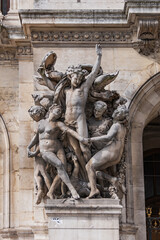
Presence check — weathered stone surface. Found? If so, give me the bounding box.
[45,199,121,240]
[1,2,160,240]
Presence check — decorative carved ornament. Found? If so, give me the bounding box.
[0,48,17,61]
[135,19,160,56]
[31,30,133,43]
[137,20,159,40]
[27,46,129,203]
[0,26,10,45]
[17,46,33,55]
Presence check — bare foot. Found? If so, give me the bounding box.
[71,189,80,200]
[47,191,55,200]
[36,190,43,205]
[87,189,100,199]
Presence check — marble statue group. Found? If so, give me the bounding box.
[27,45,129,204]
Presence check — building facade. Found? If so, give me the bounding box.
[0,1,160,240]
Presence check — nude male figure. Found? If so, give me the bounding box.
[64,44,102,170]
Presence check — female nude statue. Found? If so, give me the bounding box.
[28,104,87,200]
[85,105,128,199]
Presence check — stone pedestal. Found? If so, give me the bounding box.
[45,199,122,240]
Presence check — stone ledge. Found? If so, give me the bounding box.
[45,198,122,215]
[45,199,122,240]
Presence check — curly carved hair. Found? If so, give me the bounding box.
[66,65,88,77]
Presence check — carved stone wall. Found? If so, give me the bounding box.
[34,0,125,10]
[1,1,160,240]
[0,64,19,229]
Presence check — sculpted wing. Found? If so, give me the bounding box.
[93,71,119,92]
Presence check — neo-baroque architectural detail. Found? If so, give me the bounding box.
[31,30,133,43]
[135,19,160,56]
[0,48,17,62]
[17,46,33,55]
[27,45,128,203]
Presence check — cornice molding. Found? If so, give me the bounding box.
[0,1,160,57]
[31,30,133,45]
[19,1,160,31]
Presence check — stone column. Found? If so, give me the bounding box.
[9,0,19,11]
[4,0,20,26]
[17,48,34,235]
[131,122,147,240]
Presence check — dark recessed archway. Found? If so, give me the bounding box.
[128,72,160,240]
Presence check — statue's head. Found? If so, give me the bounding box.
[66,65,88,88]
[28,106,46,122]
[114,97,127,109]
[94,101,107,119]
[48,104,62,121]
[112,105,128,122]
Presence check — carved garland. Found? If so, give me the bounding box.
[17,46,33,55]
[31,31,133,43]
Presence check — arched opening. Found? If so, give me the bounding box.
[127,72,160,240]
[143,117,160,239]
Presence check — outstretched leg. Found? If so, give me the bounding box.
[47,175,61,199]
[86,159,100,199]
[57,148,67,197]
[42,151,80,199]
[34,167,44,204]
[68,135,88,181]
[35,156,52,191]
[77,117,91,163]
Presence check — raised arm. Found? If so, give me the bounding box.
[27,131,39,157]
[37,67,56,91]
[85,44,102,89]
[90,123,118,143]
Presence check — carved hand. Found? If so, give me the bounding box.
[27,148,37,158]
[80,137,91,146]
[32,94,43,102]
[37,66,45,77]
[96,44,102,56]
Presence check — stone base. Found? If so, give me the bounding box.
[45,198,122,240]
[120,223,138,240]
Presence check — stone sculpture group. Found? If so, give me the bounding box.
[27,45,128,204]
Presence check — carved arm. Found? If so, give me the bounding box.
[27,132,40,158]
[89,123,118,143]
[85,44,102,89]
